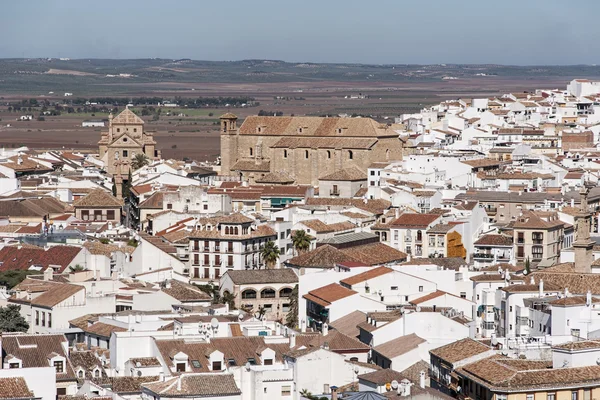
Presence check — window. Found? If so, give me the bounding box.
[116,128,120,133]
[305,150,309,159]
[35,310,39,326]
[391,286,398,291]
[250,147,253,156]
[203,204,208,210]
[496,395,507,400]
[123,150,128,157]
[41,312,46,327]
[547,393,556,400]
[532,246,543,259]
[327,150,331,159]
[572,391,578,400]
[509,306,513,312]
[48,313,52,328]
[212,361,222,370]
[133,128,137,133]
[167,203,173,210]
[227,359,236,366]
[94,369,100,378]
[419,286,423,292]
[191,360,201,368]
[532,232,544,244]
[242,289,257,299]
[54,361,64,373]
[247,358,257,365]
[517,232,524,244]
[283,149,287,158]
[176,362,186,372]
[280,287,293,297]
[460,292,466,299]
[78,370,84,378]
[263,359,273,365]
[107,210,115,220]
[282,386,292,396]
[348,150,353,160]
[261,288,276,298]
[9,363,19,369]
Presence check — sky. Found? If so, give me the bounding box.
[1,0,599,65]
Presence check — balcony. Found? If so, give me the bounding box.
[330,189,340,196]
[473,253,494,260]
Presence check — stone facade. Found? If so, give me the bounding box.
[98,108,159,176]
[220,114,403,186]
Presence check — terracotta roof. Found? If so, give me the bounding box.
[73,189,123,208]
[142,374,241,397]
[224,269,298,285]
[358,368,408,385]
[373,333,426,360]
[286,243,406,269]
[461,159,501,168]
[0,245,82,273]
[94,376,159,394]
[293,330,370,355]
[429,338,492,365]
[329,310,366,338]
[129,357,161,367]
[474,234,513,246]
[138,191,165,209]
[271,136,378,150]
[304,283,357,306]
[255,171,295,184]
[549,296,600,306]
[305,198,391,215]
[2,334,76,381]
[391,213,440,228]
[0,196,68,217]
[189,223,275,240]
[502,283,560,293]
[83,322,127,338]
[69,351,106,380]
[513,210,564,230]
[411,290,454,305]
[31,283,85,308]
[319,167,368,181]
[220,112,238,119]
[0,377,34,399]
[83,241,135,256]
[230,159,270,172]
[340,266,394,286]
[529,271,600,295]
[553,340,600,351]
[427,223,456,234]
[219,213,254,224]
[162,280,212,302]
[299,219,355,234]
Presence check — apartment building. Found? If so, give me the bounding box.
[512,211,565,266]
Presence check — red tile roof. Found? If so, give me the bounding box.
[0,245,83,273]
[391,213,441,228]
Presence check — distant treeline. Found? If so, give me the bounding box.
[69,96,258,108]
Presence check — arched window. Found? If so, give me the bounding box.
[283,150,288,158]
[114,151,120,160]
[242,289,257,299]
[305,150,309,159]
[348,150,353,160]
[279,287,293,298]
[94,369,100,378]
[225,227,230,235]
[417,230,422,242]
[261,288,276,298]
[78,370,84,379]
[250,147,253,156]
[349,357,359,362]
[327,150,331,159]
[386,149,390,160]
[234,227,239,235]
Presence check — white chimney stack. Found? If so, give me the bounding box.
[539,279,544,297]
[420,370,426,389]
[300,319,306,333]
[289,334,296,349]
[177,376,182,391]
[587,290,593,306]
[322,322,329,336]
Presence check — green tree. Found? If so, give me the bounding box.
[131,153,150,170]
[0,304,29,332]
[260,240,280,269]
[0,270,41,289]
[291,230,311,255]
[285,284,299,328]
[525,257,531,275]
[69,264,86,273]
[111,180,117,197]
[222,291,236,310]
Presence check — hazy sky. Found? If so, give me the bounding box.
[1,0,599,65]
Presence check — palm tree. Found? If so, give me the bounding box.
[260,240,280,269]
[222,291,236,310]
[285,285,299,328]
[69,264,86,273]
[291,230,312,255]
[131,153,150,170]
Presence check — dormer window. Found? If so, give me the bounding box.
[77,370,84,378]
[176,362,186,372]
[298,127,303,134]
[117,128,120,133]
[227,358,236,366]
[338,128,343,134]
[54,360,64,373]
[212,361,222,370]
[257,127,262,133]
[94,368,100,378]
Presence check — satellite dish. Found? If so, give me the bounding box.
[416,306,422,312]
[391,380,399,389]
[136,362,141,368]
[137,370,142,377]
[238,313,244,321]
[210,318,219,329]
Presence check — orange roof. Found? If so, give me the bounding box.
[340,266,393,286]
[303,283,357,306]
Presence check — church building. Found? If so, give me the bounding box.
[98,108,159,176]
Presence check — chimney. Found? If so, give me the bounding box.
[587,290,592,306]
[275,323,281,336]
[539,279,544,297]
[289,334,296,349]
[159,372,164,382]
[177,376,182,391]
[322,322,329,336]
[331,386,338,400]
[420,370,426,389]
[565,287,569,298]
[300,319,306,333]
[571,198,575,208]
[43,267,52,281]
